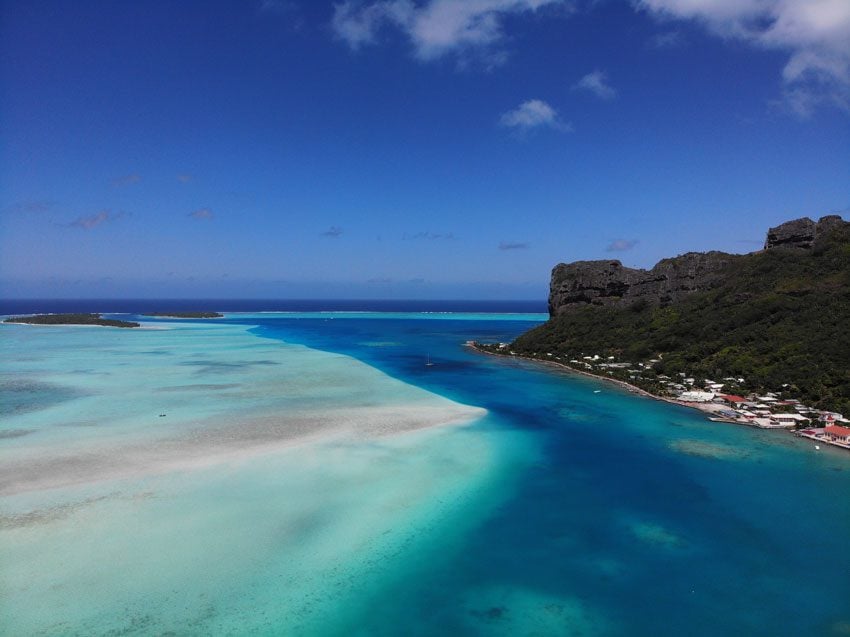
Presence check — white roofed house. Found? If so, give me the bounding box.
[771,413,811,428]
[679,390,715,403]
[818,413,848,426]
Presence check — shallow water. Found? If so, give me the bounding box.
[1,311,849,636]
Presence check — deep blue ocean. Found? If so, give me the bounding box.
[263,314,850,636]
[0,298,546,315]
[2,300,849,635]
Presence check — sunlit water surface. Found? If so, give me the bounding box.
[1,310,849,636]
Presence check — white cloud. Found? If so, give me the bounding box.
[606,238,638,252]
[112,173,141,187]
[332,1,850,115]
[332,0,567,64]
[5,200,53,214]
[189,208,214,220]
[648,29,685,48]
[498,241,530,250]
[70,210,121,229]
[500,99,572,131]
[402,231,456,239]
[331,1,400,50]
[321,225,344,237]
[638,0,850,115]
[572,69,617,99]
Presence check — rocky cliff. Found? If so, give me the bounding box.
[763,214,845,250]
[548,215,848,317]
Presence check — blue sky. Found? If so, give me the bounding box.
[1,0,849,299]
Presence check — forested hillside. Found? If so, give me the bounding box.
[513,219,850,414]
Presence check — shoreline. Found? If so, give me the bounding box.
[1,321,137,329]
[465,343,810,432]
[467,342,706,409]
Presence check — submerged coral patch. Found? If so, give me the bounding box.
[462,586,612,636]
[669,439,751,460]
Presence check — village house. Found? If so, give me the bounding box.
[825,425,850,444]
[717,394,746,408]
[752,417,779,428]
[679,390,715,402]
[476,342,847,452]
[772,413,811,426]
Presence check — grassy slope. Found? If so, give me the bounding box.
[513,226,850,415]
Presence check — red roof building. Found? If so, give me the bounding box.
[719,395,746,405]
[824,425,850,442]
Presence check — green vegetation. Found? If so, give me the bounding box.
[511,224,850,415]
[3,313,140,328]
[143,312,223,318]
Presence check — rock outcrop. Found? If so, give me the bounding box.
[763,215,847,250]
[549,215,848,317]
[548,251,739,316]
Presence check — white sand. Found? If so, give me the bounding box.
[0,402,485,496]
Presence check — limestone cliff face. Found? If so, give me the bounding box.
[548,215,848,317]
[764,215,845,250]
[548,252,739,316]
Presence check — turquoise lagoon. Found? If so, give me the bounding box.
[1,311,849,636]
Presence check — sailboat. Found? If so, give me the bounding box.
[425,353,435,367]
